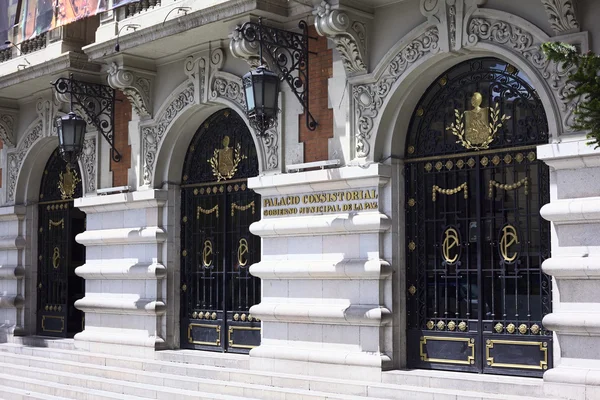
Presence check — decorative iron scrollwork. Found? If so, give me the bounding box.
[235,19,317,132]
[52,75,121,162]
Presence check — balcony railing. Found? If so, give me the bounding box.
[20,33,47,55]
[0,32,47,64]
[125,0,162,18]
[0,48,12,63]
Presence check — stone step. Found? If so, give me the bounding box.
[0,386,71,400]
[0,360,396,400]
[0,346,562,400]
[10,335,76,350]
[0,343,559,399]
[383,369,546,398]
[0,372,148,400]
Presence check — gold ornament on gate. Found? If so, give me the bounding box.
[446,92,511,150]
[499,225,520,263]
[442,227,460,264]
[208,136,247,181]
[52,247,61,269]
[58,164,81,200]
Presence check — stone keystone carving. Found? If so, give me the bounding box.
[541,0,580,34]
[314,1,368,75]
[0,108,18,148]
[107,62,154,118]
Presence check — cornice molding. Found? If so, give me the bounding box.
[107,62,155,118]
[314,1,368,75]
[541,0,580,35]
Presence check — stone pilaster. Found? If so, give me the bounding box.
[248,164,394,380]
[73,190,167,358]
[539,139,600,399]
[0,206,26,341]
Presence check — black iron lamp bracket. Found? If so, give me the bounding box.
[236,19,318,131]
[52,75,122,162]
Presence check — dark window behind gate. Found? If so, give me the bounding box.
[405,58,552,377]
[37,148,85,337]
[180,109,261,353]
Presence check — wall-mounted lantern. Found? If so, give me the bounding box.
[52,74,122,163]
[235,18,317,136]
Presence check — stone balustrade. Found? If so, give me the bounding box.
[124,0,162,18]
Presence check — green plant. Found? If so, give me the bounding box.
[542,42,600,147]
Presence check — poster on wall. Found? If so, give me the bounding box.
[16,0,139,43]
[0,0,20,49]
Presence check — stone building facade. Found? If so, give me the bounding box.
[0,0,599,398]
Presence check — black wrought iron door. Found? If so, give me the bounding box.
[37,149,85,337]
[180,109,261,353]
[405,59,552,377]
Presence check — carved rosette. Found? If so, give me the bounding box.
[0,111,17,148]
[466,14,581,134]
[107,62,154,118]
[313,1,367,75]
[352,28,440,158]
[541,0,580,34]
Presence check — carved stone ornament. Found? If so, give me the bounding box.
[6,122,43,203]
[229,27,260,67]
[0,109,17,148]
[313,1,368,75]
[141,83,195,186]
[81,136,97,194]
[107,62,154,118]
[465,9,584,135]
[541,0,580,34]
[352,28,440,157]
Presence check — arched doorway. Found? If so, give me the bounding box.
[37,148,85,337]
[404,58,552,376]
[180,108,261,353]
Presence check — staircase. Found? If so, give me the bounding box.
[0,341,570,400]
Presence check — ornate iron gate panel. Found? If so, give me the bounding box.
[180,109,261,353]
[405,59,552,377]
[37,149,85,337]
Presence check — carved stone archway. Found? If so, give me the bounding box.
[349,0,588,162]
[140,47,282,190]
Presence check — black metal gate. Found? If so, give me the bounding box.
[180,109,261,353]
[37,148,85,337]
[405,58,552,377]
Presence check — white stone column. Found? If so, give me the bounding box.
[540,139,600,399]
[0,206,25,341]
[73,190,167,358]
[248,164,394,381]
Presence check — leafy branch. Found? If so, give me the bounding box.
[542,42,600,147]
